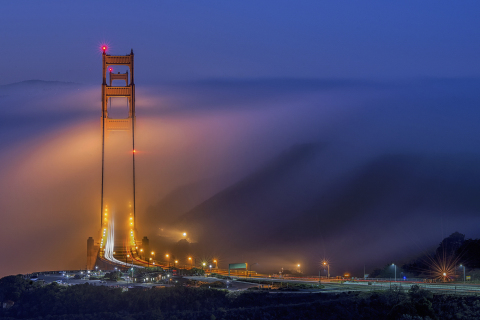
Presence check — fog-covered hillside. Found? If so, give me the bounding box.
[1,78,480,277]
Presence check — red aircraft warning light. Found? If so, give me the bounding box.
[109,68,113,72]
[102,45,107,53]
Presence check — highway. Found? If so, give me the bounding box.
[29,273,480,295]
[32,274,259,291]
[29,265,480,297]
[34,274,149,288]
[226,276,480,295]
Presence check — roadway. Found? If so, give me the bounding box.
[227,276,480,295]
[35,274,150,288]
[33,274,259,291]
[32,273,480,295]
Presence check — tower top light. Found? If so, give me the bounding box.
[102,45,107,53]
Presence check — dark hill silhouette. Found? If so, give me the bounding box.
[273,153,480,243]
[174,143,323,242]
[167,147,480,274]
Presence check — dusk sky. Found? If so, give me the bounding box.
[2,1,480,84]
[1,1,480,278]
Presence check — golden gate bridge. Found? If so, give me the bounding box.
[87,46,150,271]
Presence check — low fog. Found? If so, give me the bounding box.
[1,78,480,278]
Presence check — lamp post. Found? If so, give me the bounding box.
[126,254,130,266]
[323,262,329,279]
[249,262,258,277]
[213,259,218,269]
[166,254,170,267]
[392,263,396,282]
[174,260,178,268]
[188,257,192,269]
[460,264,466,283]
[149,257,152,268]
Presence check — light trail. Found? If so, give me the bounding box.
[103,218,144,268]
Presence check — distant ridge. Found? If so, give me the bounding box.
[1,80,78,87]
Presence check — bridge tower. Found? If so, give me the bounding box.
[100,46,136,230]
[87,46,139,269]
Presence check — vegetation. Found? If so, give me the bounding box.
[199,281,226,288]
[182,267,205,276]
[209,273,231,280]
[4,275,480,319]
[239,278,324,290]
[369,232,480,281]
[132,266,163,277]
[103,271,123,281]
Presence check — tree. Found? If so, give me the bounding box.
[0,275,31,302]
[436,231,464,258]
[456,239,480,268]
[103,271,122,281]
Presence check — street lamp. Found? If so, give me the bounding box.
[460,264,466,283]
[392,263,396,282]
[188,257,192,268]
[174,260,178,268]
[202,262,206,271]
[149,257,152,267]
[126,254,130,266]
[213,259,218,269]
[166,254,170,267]
[323,262,330,279]
[249,262,258,277]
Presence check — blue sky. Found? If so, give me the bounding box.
[2,1,480,84]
